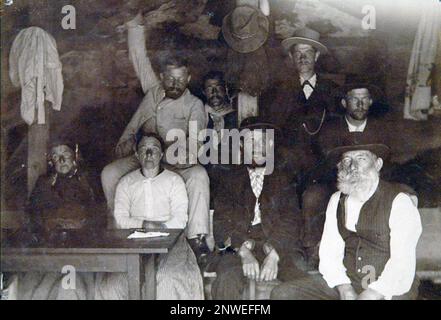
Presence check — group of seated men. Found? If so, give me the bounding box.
[19,11,423,300]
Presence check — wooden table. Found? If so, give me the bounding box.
[0,228,183,300]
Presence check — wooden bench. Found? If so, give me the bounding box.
[205,207,441,300]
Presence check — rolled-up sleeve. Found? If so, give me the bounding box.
[163,175,189,229]
[368,193,422,299]
[113,178,144,229]
[319,192,352,288]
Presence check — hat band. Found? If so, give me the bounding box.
[231,30,258,40]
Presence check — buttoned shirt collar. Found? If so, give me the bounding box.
[345,116,367,132]
[299,73,317,87]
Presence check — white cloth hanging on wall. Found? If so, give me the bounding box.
[403,0,441,121]
[9,27,63,125]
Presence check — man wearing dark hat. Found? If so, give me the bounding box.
[318,76,386,155]
[210,116,306,300]
[271,144,422,300]
[301,78,389,268]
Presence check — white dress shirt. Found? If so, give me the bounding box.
[300,74,317,100]
[247,167,266,226]
[114,169,188,229]
[345,116,367,132]
[319,180,422,300]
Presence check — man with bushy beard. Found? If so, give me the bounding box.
[300,79,387,269]
[101,11,210,260]
[271,144,422,300]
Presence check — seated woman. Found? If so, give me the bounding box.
[97,131,204,300]
[28,142,99,232]
[14,141,99,300]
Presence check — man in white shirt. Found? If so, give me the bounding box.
[107,131,204,299]
[271,143,422,300]
[302,80,387,269]
[101,12,210,258]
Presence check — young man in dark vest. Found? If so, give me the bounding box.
[271,143,422,300]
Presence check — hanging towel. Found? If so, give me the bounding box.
[403,0,441,121]
[9,27,63,125]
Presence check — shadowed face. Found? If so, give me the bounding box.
[204,78,227,109]
[290,44,320,74]
[51,145,75,175]
[136,136,163,170]
[161,65,190,99]
[242,130,271,167]
[342,88,373,121]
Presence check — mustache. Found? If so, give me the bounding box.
[337,168,377,195]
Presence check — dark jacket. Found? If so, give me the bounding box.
[261,74,339,145]
[213,165,303,263]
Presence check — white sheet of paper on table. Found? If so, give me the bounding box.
[127,231,170,239]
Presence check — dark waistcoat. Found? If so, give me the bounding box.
[336,180,418,292]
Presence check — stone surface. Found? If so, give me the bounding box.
[1,0,439,209]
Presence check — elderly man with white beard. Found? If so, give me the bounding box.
[271,143,422,300]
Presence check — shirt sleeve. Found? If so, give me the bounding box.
[127,21,159,93]
[163,175,189,229]
[319,191,352,288]
[115,102,147,155]
[368,192,422,300]
[188,99,207,164]
[113,178,144,229]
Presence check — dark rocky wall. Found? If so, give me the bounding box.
[1,0,432,209]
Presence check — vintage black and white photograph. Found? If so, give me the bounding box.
[0,0,440,303]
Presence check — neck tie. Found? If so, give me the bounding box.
[302,80,314,100]
[249,169,264,226]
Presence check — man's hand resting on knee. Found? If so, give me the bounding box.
[259,248,279,282]
[239,244,260,280]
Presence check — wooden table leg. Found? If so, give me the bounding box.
[127,254,143,300]
[144,254,157,300]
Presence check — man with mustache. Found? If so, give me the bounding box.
[203,71,237,140]
[260,28,339,268]
[301,79,387,269]
[101,12,210,259]
[210,117,306,300]
[271,144,422,300]
[261,28,338,139]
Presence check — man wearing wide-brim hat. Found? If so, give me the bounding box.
[271,143,422,300]
[260,27,339,268]
[261,27,338,138]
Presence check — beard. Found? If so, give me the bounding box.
[208,95,225,108]
[337,166,378,197]
[164,86,186,99]
[349,110,368,121]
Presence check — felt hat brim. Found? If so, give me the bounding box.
[327,143,390,167]
[222,9,269,53]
